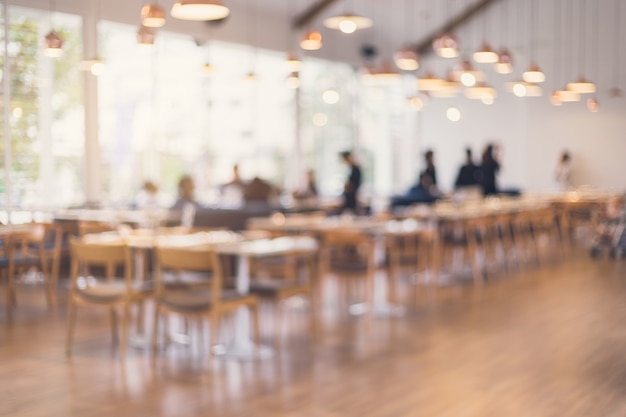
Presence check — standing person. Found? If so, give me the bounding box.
[554,150,572,191]
[480,143,500,196]
[454,148,481,189]
[340,151,362,213]
[421,149,437,187]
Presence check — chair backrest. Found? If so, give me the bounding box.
[155,244,222,306]
[69,237,131,290]
[78,220,117,236]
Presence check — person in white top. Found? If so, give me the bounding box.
[554,150,572,191]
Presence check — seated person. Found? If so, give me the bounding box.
[390,173,440,209]
[135,180,161,209]
[243,176,276,205]
[171,175,199,210]
[293,169,318,201]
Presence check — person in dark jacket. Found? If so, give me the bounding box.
[454,148,481,189]
[340,151,362,213]
[421,149,437,186]
[480,143,500,196]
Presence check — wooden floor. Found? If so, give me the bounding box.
[2,252,626,417]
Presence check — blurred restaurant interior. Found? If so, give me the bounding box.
[1,0,626,416]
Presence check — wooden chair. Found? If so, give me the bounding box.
[317,229,376,311]
[78,220,117,237]
[385,226,435,300]
[511,210,539,267]
[529,208,560,264]
[151,244,260,360]
[249,239,317,342]
[66,237,152,357]
[1,224,54,316]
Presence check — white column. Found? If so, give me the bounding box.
[3,1,13,221]
[38,20,55,208]
[82,2,102,206]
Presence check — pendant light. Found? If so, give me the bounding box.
[324,14,372,34]
[585,0,600,111]
[433,34,459,58]
[300,30,322,51]
[141,3,166,27]
[429,73,460,98]
[608,0,623,97]
[285,1,301,72]
[171,0,230,21]
[473,42,498,64]
[417,71,444,92]
[286,72,300,89]
[433,0,459,58]
[451,60,484,88]
[394,0,419,71]
[494,51,513,74]
[80,0,104,76]
[137,26,156,46]
[550,0,563,106]
[494,1,513,74]
[566,0,596,93]
[556,0,580,102]
[522,0,545,84]
[473,8,498,64]
[465,83,497,100]
[44,0,64,58]
[324,0,372,34]
[44,31,64,58]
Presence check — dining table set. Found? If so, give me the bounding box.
[1,190,621,361]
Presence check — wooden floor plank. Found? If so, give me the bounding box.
[2,253,626,416]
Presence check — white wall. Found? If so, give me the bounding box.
[416,0,626,194]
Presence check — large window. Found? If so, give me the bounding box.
[0,6,83,209]
[99,23,297,207]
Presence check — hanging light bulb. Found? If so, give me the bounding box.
[324,14,372,34]
[44,30,64,58]
[446,107,461,122]
[464,83,497,100]
[393,48,419,71]
[522,64,546,83]
[494,50,513,74]
[80,57,105,76]
[407,95,425,111]
[361,61,402,85]
[550,90,563,106]
[416,71,444,92]
[286,52,301,72]
[286,72,300,89]
[141,3,166,27]
[556,87,581,102]
[300,30,322,50]
[452,60,484,87]
[428,72,460,98]
[170,0,230,21]
[586,97,599,112]
[567,76,597,94]
[432,33,459,58]
[201,62,215,75]
[473,42,499,64]
[137,26,156,46]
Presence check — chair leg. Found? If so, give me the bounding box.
[66,301,77,356]
[209,312,220,356]
[151,304,161,363]
[250,303,261,344]
[110,308,119,345]
[308,293,317,342]
[119,304,130,359]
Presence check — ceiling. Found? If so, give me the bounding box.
[203,0,492,62]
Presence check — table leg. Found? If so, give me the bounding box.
[213,253,273,360]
